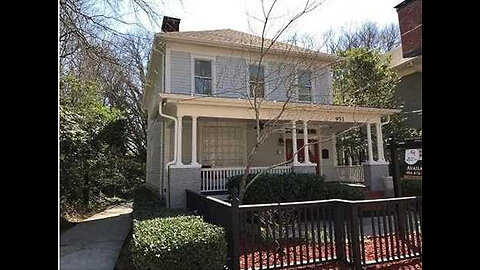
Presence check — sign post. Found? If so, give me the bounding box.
[388,138,402,197]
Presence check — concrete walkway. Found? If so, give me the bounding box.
[60,203,133,270]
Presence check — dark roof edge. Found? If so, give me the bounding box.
[394,0,418,10]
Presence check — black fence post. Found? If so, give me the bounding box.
[389,138,403,197]
[397,200,407,244]
[349,205,362,270]
[231,198,240,270]
[334,202,346,262]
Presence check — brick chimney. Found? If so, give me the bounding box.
[395,0,422,58]
[161,16,181,32]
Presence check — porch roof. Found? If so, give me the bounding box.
[158,93,400,124]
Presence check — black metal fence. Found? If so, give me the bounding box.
[185,190,422,270]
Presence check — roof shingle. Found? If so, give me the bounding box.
[158,29,337,60]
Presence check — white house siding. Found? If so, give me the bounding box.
[313,69,332,105]
[181,118,192,165]
[246,122,285,167]
[265,62,295,102]
[146,118,163,191]
[319,130,337,181]
[167,51,332,104]
[170,51,191,94]
[215,56,247,98]
[153,50,165,95]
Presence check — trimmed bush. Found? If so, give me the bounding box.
[130,185,227,270]
[227,173,365,204]
[132,185,185,221]
[400,179,422,196]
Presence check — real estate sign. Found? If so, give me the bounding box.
[402,148,422,179]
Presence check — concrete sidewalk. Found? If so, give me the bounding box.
[60,204,132,270]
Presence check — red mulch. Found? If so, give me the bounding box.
[239,233,421,269]
[278,258,422,269]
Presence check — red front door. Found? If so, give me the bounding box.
[285,139,320,175]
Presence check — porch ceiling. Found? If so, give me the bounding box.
[158,93,400,124]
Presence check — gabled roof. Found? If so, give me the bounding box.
[158,29,338,61]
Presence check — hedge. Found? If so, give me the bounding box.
[227,173,365,204]
[130,185,227,270]
[400,179,422,196]
[131,186,185,221]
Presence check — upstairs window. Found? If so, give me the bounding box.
[249,65,265,98]
[194,59,212,95]
[297,70,312,102]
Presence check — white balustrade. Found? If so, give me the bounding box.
[200,166,292,192]
[335,165,365,183]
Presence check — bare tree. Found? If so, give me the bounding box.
[59,0,177,159]
[322,21,400,54]
[221,2,400,203]
[228,0,335,203]
[379,23,401,52]
[59,0,163,70]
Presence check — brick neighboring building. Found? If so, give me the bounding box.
[387,0,422,129]
[396,0,422,58]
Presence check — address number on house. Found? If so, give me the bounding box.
[335,116,345,122]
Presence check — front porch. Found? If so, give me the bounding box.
[170,116,385,193]
[158,93,399,207]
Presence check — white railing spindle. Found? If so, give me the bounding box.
[200,165,292,192]
[335,165,365,183]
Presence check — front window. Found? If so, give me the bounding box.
[201,125,245,166]
[298,70,312,102]
[194,59,212,95]
[249,65,265,98]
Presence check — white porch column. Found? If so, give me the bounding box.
[366,123,374,164]
[303,120,311,164]
[176,115,184,166]
[292,121,299,164]
[191,116,200,167]
[283,128,287,163]
[375,122,386,163]
[348,147,353,166]
[332,136,338,167]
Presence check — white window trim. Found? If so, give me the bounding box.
[296,69,313,104]
[191,54,216,96]
[246,63,267,99]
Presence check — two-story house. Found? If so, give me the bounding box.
[142,17,400,208]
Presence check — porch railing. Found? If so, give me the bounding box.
[201,166,292,193]
[336,165,365,183]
